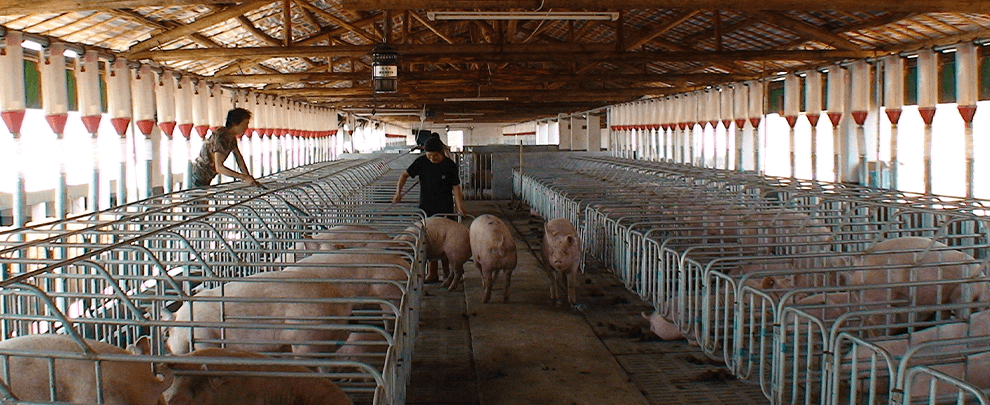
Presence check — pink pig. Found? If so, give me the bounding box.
[164,348,352,405]
[469,214,518,303]
[541,218,581,305]
[0,334,172,405]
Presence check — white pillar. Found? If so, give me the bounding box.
[558,113,572,150]
[77,50,102,211]
[571,116,588,151]
[827,67,847,182]
[805,70,823,181]
[957,42,979,198]
[882,56,904,190]
[917,49,938,194]
[107,58,132,205]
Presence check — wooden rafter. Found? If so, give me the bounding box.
[294,1,380,43]
[624,10,702,51]
[126,2,270,54]
[106,9,222,49]
[337,0,990,13]
[748,10,863,50]
[409,11,457,44]
[133,44,874,63]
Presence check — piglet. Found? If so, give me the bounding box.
[469,214,518,303]
[541,218,581,306]
[0,334,172,405]
[641,311,685,341]
[164,348,352,405]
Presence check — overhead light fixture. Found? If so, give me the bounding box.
[427,11,619,21]
[444,112,485,116]
[444,97,509,102]
[443,118,474,121]
[371,44,398,93]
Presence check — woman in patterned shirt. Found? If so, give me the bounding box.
[190,108,262,188]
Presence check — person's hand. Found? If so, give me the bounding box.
[244,175,262,187]
[456,207,466,216]
[392,194,402,204]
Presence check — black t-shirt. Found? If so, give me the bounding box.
[406,155,460,216]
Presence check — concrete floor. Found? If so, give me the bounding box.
[406,200,769,405]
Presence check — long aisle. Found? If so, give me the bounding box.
[406,200,767,405]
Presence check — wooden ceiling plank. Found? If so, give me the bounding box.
[295,1,380,43]
[748,10,863,51]
[833,12,916,33]
[336,0,990,13]
[126,2,271,54]
[884,26,990,52]
[624,9,702,51]
[41,12,103,36]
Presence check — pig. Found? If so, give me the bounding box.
[541,218,581,305]
[166,269,353,356]
[397,217,472,291]
[469,214,518,303]
[641,311,686,341]
[0,334,172,405]
[334,331,390,366]
[846,237,990,311]
[298,225,393,252]
[284,250,411,301]
[163,348,352,405]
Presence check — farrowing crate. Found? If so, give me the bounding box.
[0,158,426,405]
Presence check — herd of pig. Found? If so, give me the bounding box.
[0,213,583,405]
[642,223,990,401]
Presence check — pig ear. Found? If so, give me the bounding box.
[303,241,321,251]
[127,336,152,355]
[760,276,775,289]
[565,235,575,245]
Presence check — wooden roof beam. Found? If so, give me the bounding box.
[106,9,222,50]
[409,11,457,44]
[748,10,863,51]
[624,10,702,51]
[295,1,381,44]
[125,1,271,55]
[136,44,874,63]
[337,0,990,13]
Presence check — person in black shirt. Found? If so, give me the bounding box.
[393,137,466,282]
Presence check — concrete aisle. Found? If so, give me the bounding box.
[406,200,767,405]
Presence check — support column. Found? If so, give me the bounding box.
[40,43,69,219]
[175,76,195,188]
[883,55,904,191]
[850,61,871,186]
[558,113,572,151]
[132,65,157,199]
[587,115,601,152]
[956,42,979,198]
[805,70,823,181]
[827,67,846,183]
[76,50,102,211]
[747,80,764,174]
[156,70,177,194]
[733,84,748,171]
[107,58,132,206]
[571,116,588,151]
[917,49,938,195]
[1,32,27,228]
[784,72,801,178]
[720,87,733,170]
